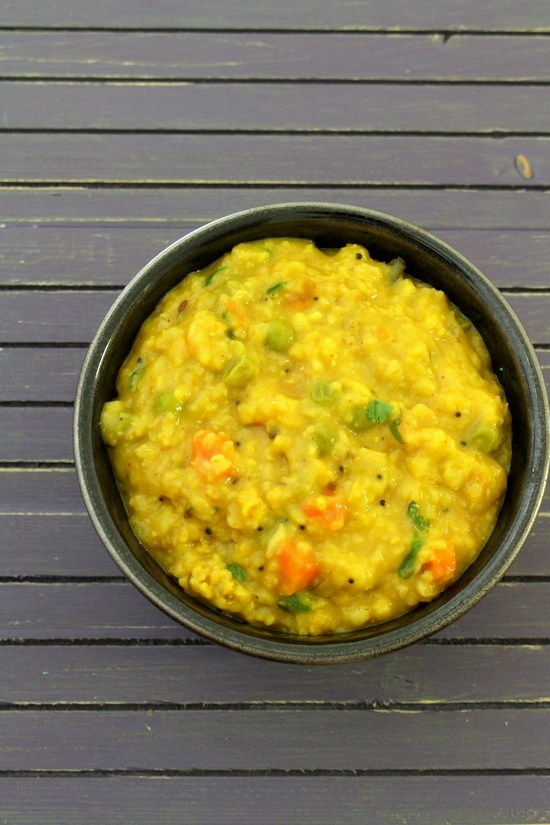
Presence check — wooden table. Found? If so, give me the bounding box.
[1,2,549,822]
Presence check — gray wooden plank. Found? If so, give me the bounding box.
[2,187,548,229]
[2,0,549,31]
[2,227,549,289]
[0,708,548,770]
[0,348,85,402]
[2,291,549,344]
[0,644,548,705]
[0,470,85,514]
[4,774,550,825]
[0,407,74,461]
[1,134,547,185]
[2,33,550,80]
[0,514,120,577]
[0,775,548,825]
[0,580,547,641]
[4,82,550,132]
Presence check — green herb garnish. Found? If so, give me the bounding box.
[226,563,247,583]
[266,281,286,295]
[407,501,430,532]
[366,399,394,424]
[389,417,404,443]
[398,532,425,579]
[278,594,311,613]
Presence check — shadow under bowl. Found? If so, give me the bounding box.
[73,202,550,664]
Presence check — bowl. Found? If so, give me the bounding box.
[73,202,550,664]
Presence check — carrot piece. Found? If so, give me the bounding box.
[424,539,457,582]
[191,429,237,479]
[285,277,316,309]
[302,497,347,532]
[276,541,320,596]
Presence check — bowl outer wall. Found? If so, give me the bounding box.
[73,202,550,664]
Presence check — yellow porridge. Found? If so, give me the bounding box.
[100,238,511,635]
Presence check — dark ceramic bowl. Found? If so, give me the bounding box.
[73,203,550,664]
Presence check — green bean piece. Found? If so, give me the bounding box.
[312,422,337,455]
[266,319,296,352]
[310,381,341,405]
[226,563,247,582]
[384,256,406,283]
[223,355,259,387]
[126,366,144,391]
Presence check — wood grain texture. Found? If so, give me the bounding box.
[0,644,548,705]
[2,0,549,31]
[0,580,548,641]
[2,187,549,229]
[3,82,550,132]
[2,291,548,343]
[1,134,547,185]
[2,33,550,80]
[0,775,548,825]
[0,707,548,770]
[2,226,549,288]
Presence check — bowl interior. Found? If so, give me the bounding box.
[75,203,550,663]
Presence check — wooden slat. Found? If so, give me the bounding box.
[3,82,550,133]
[2,0,549,32]
[0,775,548,825]
[0,580,547,641]
[0,470,85,514]
[2,33,550,80]
[0,514,119,577]
[0,644,548,705]
[1,134,547,185]
[2,291,549,344]
[0,407,74,461]
[0,707,548,770]
[2,187,549,229]
[0,348,85,402]
[2,227,549,289]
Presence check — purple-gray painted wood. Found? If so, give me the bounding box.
[3,188,550,229]
[0,470,85,514]
[2,227,549,289]
[1,644,548,705]
[0,707,548,770]
[1,134,547,186]
[0,581,547,641]
[0,776,549,825]
[2,291,549,344]
[2,0,549,31]
[0,514,120,577]
[1,509,547,578]
[4,82,550,133]
[0,407,74,461]
[2,34,550,81]
[0,348,85,402]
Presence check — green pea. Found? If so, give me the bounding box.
[468,422,502,454]
[312,422,337,455]
[223,355,259,387]
[344,404,373,432]
[153,392,183,415]
[310,381,341,405]
[266,319,296,352]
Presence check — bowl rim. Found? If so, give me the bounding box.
[73,201,550,664]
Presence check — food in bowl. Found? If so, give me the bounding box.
[100,237,511,635]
